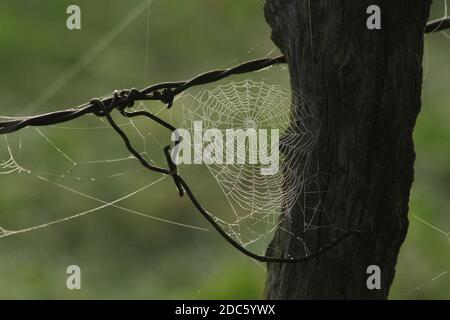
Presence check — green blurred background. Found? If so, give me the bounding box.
[0,0,448,299]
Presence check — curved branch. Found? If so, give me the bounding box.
[426,17,450,33]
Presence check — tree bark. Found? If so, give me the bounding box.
[264,0,432,299]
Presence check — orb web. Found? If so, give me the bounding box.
[176,80,326,252]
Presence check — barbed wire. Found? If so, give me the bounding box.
[0,18,448,263]
[0,55,286,135]
[0,55,361,263]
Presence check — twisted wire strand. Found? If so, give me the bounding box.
[0,56,286,135]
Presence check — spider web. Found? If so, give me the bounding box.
[172,79,334,255]
[0,118,208,238]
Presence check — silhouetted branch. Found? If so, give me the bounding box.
[425,17,450,33]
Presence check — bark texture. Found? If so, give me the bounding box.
[264,0,432,299]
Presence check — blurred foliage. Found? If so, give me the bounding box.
[0,0,448,299]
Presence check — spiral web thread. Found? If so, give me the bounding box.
[175,80,333,254]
